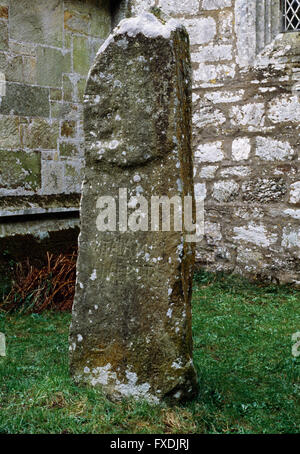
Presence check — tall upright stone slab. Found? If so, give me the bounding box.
[70,12,198,404]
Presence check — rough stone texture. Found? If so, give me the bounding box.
[0,149,40,191]
[70,13,198,404]
[1,0,300,284]
[128,0,299,284]
[0,0,111,202]
[10,0,63,47]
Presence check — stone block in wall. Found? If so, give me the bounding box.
[130,0,155,15]
[76,78,86,102]
[41,160,64,195]
[61,120,76,139]
[193,45,232,63]
[21,118,59,150]
[37,47,71,88]
[63,74,74,102]
[90,4,111,38]
[273,165,297,178]
[50,88,62,101]
[204,90,244,104]
[195,141,224,162]
[0,5,8,20]
[8,41,36,57]
[183,18,216,46]
[218,10,233,42]
[236,247,264,274]
[64,9,90,35]
[230,103,265,131]
[0,49,36,85]
[64,33,72,50]
[255,137,295,162]
[0,115,21,149]
[283,209,300,220]
[64,0,110,38]
[0,83,50,117]
[198,165,218,179]
[232,138,251,161]
[268,95,300,123]
[202,0,232,9]
[22,56,37,86]
[289,182,300,205]
[50,102,81,122]
[220,166,250,178]
[73,36,91,76]
[204,221,222,246]
[10,0,63,47]
[282,226,300,249]
[0,149,41,191]
[194,63,236,85]
[242,178,287,203]
[59,142,81,158]
[212,180,240,203]
[233,223,278,248]
[193,105,226,138]
[0,53,23,84]
[64,160,83,194]
[157,0,199,15]
[0,21,8,51]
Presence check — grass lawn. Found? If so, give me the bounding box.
[0,271,299,434]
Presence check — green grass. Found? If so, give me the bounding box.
[0,271,299,434]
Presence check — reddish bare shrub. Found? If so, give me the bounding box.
[1,252,77,313]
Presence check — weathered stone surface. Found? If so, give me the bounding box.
[0,21,8,51]
[0,150,41,191]
[213,180,240,203]
[242,178,287,203]
[255,137,295,161]
[64,0,111,38]
[289,182,300,205]
[183,17,216,46]
[70,13,198,404]
[0,115,21,149]
[41,159,64,195]
[59,142,80,158]
[73,36,91,76]
[37,47,71,87]
[232,138,251,161]
[203,0,232,10]
[157,0,199,15]
[1,0,299,285]
[195,141,224,162]
[0,53,23,84]
[0,83,50,117]
[21,119,59,150]
[0,6,8,20]
[233,223,278,248]
[10,0,63,47]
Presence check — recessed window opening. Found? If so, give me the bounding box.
[283,0,300,32]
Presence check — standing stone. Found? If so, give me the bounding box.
[70,12,198,404]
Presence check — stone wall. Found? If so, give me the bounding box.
[130,0,300,284]
[0,0,111,202]
[0,1,112,272]
[1,0,300,283]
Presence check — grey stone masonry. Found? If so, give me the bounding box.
[128,0,300,284]
[0,0,111,202]
[1,0,299,284]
